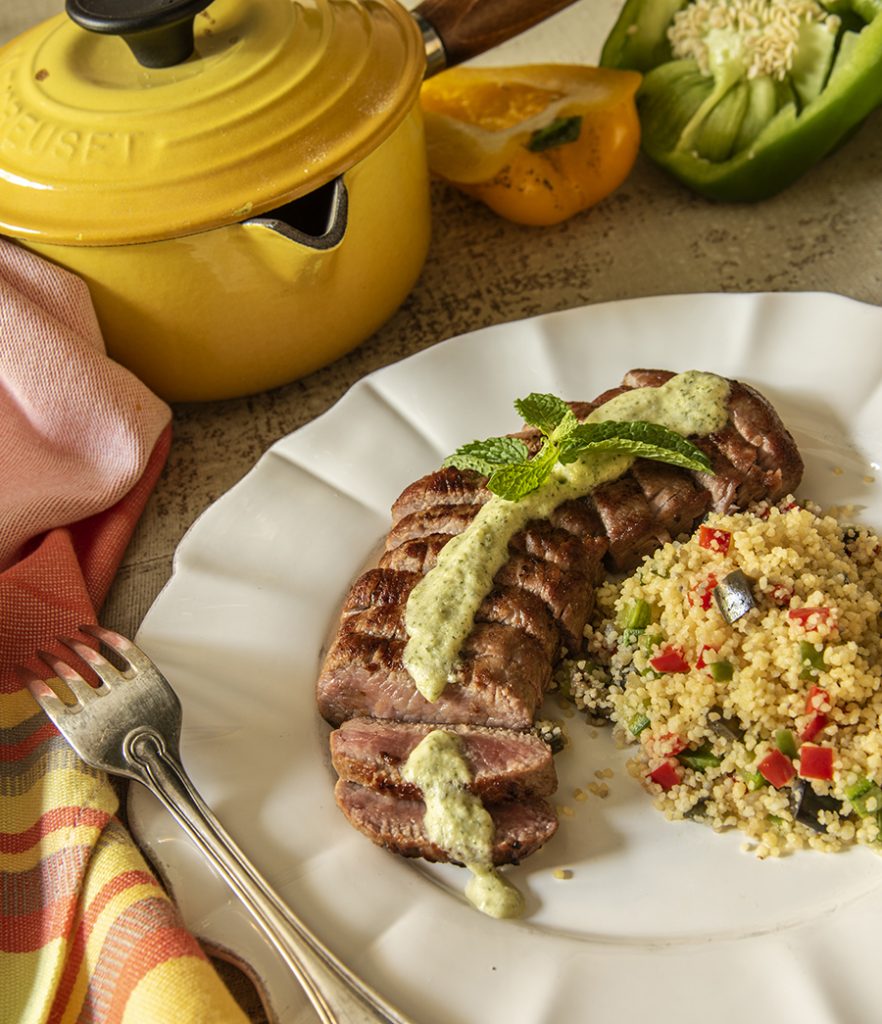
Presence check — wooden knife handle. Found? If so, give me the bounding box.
[412,0,581,69]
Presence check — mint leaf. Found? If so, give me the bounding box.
[444,436,530,476]
[551,407,579,443]
[487,441,559,501]
[561,421,712,473]
[514,393,574,436]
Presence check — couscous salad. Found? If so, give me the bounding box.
[560,498,882,858]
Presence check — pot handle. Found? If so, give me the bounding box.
[66,0,212,68]
[412,0,582,73]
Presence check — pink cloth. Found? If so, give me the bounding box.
[0,237,171,570]
[0,239,251,1024]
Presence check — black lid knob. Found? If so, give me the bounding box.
[66,0,214,68]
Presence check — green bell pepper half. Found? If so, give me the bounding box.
[600,0,882,201]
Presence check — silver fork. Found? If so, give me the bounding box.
[22,624,412,1024]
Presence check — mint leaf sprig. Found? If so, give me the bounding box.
[443,392,713,502]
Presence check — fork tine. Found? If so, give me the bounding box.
[59,635,126,688]
[37,649,103,704]
[18,665,72,723]
[79,624,156,674]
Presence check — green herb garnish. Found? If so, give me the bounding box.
[443,392,713,502]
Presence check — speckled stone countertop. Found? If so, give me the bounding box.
[5,2,882,1021]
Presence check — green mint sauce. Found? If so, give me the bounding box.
[403,370,730,702]
[401,730,525,918]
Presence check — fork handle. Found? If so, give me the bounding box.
[127,729,411,1024]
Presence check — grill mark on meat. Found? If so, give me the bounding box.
[335,780,558,865]
[340,605,406,643]
[511,521,591,575]
[331,718,556,801]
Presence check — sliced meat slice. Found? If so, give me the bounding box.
[511,520,593,576]
[614,369,803,511]
[317,622,549,730]
[690,437,743,511]
[621,369,675,389]
[549,499,610,568]
[591,474,670,571]
[335,780,558,865]
[493,552,589,652]
[705,423,770,507]
[330,719,557,802]
[630,459,711,539]
[727,380,804,495]
[392,466,490,523]
[475,586,559,661]
[378,534,449,574]
[385,503,481,550]
[343,568,419,614]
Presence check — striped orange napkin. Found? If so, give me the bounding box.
[0,239,248,1024]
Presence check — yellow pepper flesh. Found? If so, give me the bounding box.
[420,65,642,227]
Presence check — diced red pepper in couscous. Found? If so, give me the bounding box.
[696,644,716,669]
[789,606,836,631]
[769,583,793,606]
[805,686,830,714]
[651,732,687,757]
[800,713,828,743]
[688,572,718,610]
[799,744,834,780]
[649,647,691,674]
[698,525,732,555]
[647,759,682,790]
[757,748,796,789]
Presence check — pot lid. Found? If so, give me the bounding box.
[0,0,425,245]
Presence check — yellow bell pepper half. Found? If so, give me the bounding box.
[420,64,642,227]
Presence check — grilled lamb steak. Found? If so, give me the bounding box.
[331,718,557,802]
[317,370,802,731]
[335,781,558,865]
[317,369,804,870]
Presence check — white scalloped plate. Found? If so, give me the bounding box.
[130,293,882,1024]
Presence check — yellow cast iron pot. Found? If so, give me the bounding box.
[27,111,430,401]
[0,0,578,401]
